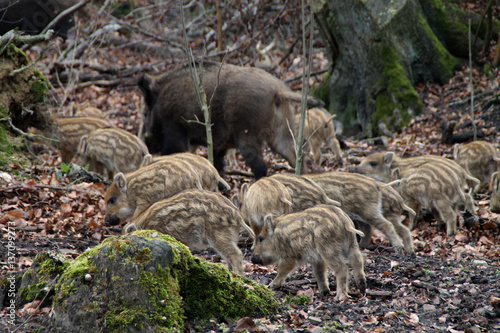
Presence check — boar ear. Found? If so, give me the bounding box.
[114,172,128,193]
[141,154,153,167]
[231,193,241,209]
[491,172,500,192]
[123,223,137,234]
[383,152,395,167]
[263,215,275,236]
[452,143,461,160]
[240,183,249,201]
[391,168,401,180]
[78,136,89,155]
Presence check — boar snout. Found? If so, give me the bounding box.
[105,215,121,226]
[357,279,367,297]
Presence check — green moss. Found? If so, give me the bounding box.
[20,281,47,302]
[372,45,423,135]
[180,257,280,322]
[426,0,468,41]
[285,294,311,306]
[7,44,29,65]
[139,270,185,330]
[52,230,281,332]
[18,253,68,304]
[106,300,148,331]
[310,71,330,106]
[418,14,458,81]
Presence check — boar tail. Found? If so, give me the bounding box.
[383,180,401,187]
[239,217,255,239]
[350,226,365,238]
[465,174,480,187]
[325,196,341,207]
[402,204,417,217]
[281,197,293,207]
[216,175,231,190]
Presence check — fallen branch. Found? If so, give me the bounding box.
[0,117,59,142]
[0,30,54,54]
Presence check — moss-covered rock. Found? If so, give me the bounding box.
[48,230,281,332]
[16,252,68,306]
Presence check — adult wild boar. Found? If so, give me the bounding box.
[0,0,81,37]
[138,62,323,179]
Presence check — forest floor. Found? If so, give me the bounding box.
[2,1,500,332]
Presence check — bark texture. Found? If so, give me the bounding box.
[314,0,485,137]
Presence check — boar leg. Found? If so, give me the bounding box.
[326,259,350,302]
[235,137,267,179]
[349,248,367,297]
[369,214,404,249]
[310,139,322,166]
[210,240,245,275]
[406,200,420,230]
[161,126,189,155]
[311,261,330,296]
[386,215,414,254]
[356,221,373,249]
[213,149,228,176]
[434,201,458,236]
[270,259,297,289]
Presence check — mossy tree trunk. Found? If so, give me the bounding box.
[313,0,497,138]
[0,40,55,168]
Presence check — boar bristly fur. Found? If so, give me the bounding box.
[391,162,474,236]
[295,108,343,166]
[138,62,323,179]
[269,173,341,209]
[490,172,500,213]
[304,172,405,251]
[357,184,416,253]
[50,116,114,163]
[453,141,500,193]
[354,151,479,191]
[104,158,202,226]
[235,178,294,236]
[75,128,149,178]
[251,205,366,301]
[123,189,254,275]
[141,153,230,191]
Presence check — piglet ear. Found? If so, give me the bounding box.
[141,154,153,167]
[453,143,461,160]
[491,172,500,192]
[383,152,395,167]
[263,215,275,237]
[114,173,127,193]
[78,136,89,155]
[240,183,249,201]
[231,193,241,209]
[391,168,401,181]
